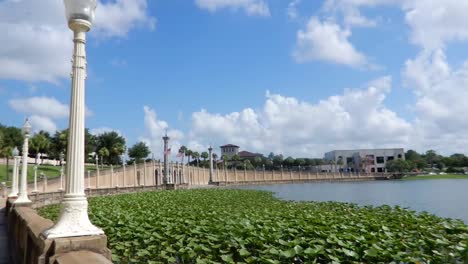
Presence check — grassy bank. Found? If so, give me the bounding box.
[0,164,108,185]
[39,189,468,263]
[402,174,468,181]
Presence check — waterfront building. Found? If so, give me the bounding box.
[324,148,405,173]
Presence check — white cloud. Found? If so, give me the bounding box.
[287,0,301,20]
[195,0,270,17]
[29,115,58,134]
[0,0,154,83]
[9,97,69,119]
[293,17,368,67]
[402,0,468,50]
[322,0,396,28]
[188,76,412,157]
[403,49,468,153]
[94,0,156,38]
[8,96,94,133]
[139,106,184,160]
[90,127,123,136]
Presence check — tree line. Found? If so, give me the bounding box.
[0,123,155,179]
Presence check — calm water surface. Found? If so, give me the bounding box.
[239,179,468,223]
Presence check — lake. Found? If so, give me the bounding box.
[238,179,468,223]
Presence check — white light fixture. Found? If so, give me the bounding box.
[42,0,102,239]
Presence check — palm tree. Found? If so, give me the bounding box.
[178,146,187,164]
[230,154,238,168]
[222,154,228,168]
[99,147,110,167]
[201,151,209,162]
[30,133,51,164]
[192,152,200,167]
[185,149,193,165]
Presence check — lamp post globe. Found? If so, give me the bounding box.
[42,0,102,239]
[64,0,97,30]
[12,147,19,157]
[22,119,31,136]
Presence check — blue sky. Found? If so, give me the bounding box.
[2,0,468,158]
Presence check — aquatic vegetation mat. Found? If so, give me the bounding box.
[38,189,468,263]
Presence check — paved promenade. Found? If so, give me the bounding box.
[0,199,9,264]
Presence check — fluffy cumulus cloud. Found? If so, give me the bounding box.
[8,96,93,133]
[404,49,468,154]
[402,0,468,50]
[28,115,58,134]
[189,76,412,157]
[90,127,123,136]
[0,0,154,83]
[195,0,270,17]
[9,97,69,119]
[94,0,156,38]
[293,17,368,67]
[140,106,184,160]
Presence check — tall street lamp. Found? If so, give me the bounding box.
[43,0,103,238]
[15,118,32,204]
[208,146,213,184]
[59,152,65,191]
[8,147,20,198]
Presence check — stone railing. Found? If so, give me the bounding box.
[6,199,112,264]
[81,161,391,190]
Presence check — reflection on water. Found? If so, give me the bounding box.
[238,179,468,223]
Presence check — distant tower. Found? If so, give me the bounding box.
[208,146,213,184]
[163,132,170,184]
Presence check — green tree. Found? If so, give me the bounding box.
[425,150,440,169]
[0,125,23,150]
[222,155,228,168]
[294,158,306,167]
[201,151,209,161]
[128,142,150,163]
[283,157,294,168]
[192,152,200,166]
[405,149,421,161]
[30,132,51,164]
[185,149,193,165]
[272,155,284,167]
[95,131,126,165]
[98,147,110,166]
[386,159,411,173]
[212,153,218,161]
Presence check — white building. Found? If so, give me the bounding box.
[324,148,405,173]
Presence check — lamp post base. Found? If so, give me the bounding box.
[42,197,103,239]
[14,196,32,204]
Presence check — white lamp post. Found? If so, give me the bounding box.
[8,147,20,198]
[43,0,103,238]
[33,165,38,193]
[95,154,99,188]
[59,152,65,191]
[15,119,32,204]
[121,154,126,187]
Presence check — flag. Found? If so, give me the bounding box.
[176,151,184,158]
[164,148,171,155]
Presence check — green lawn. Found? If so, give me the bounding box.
[0,163,109,186]
[39,189,468,263]
[402,174,468,181]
